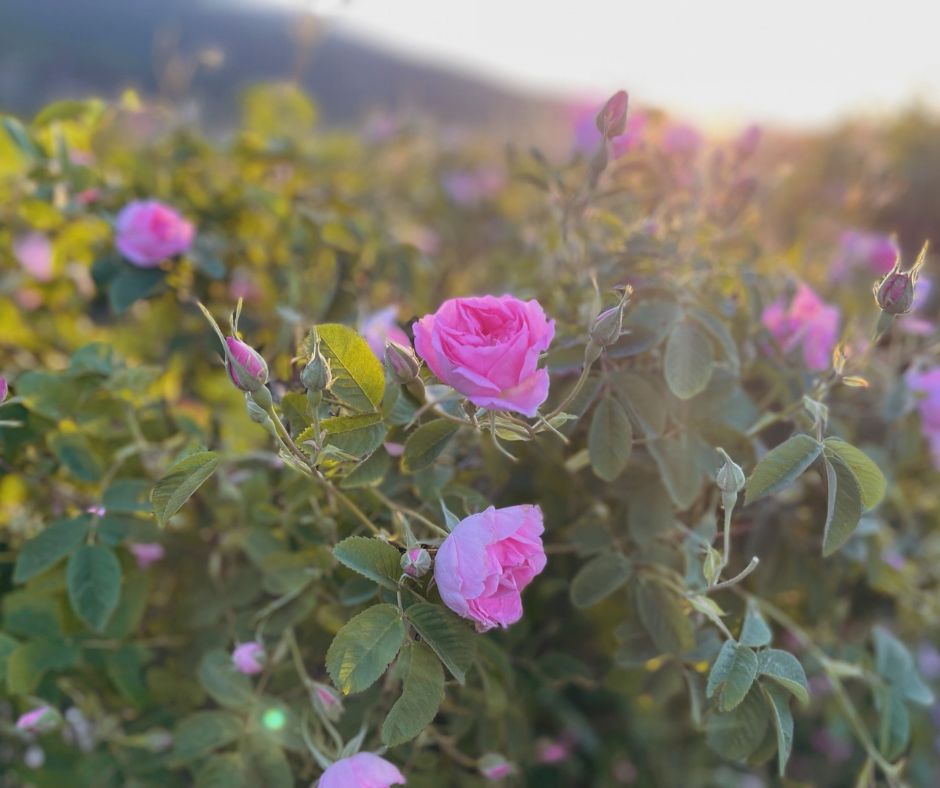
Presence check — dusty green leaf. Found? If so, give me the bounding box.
[381,642,445,747]
[151,451,222,526]
[822,453,862,556]
[588,394,633,481]
[402,419,460,473]
[664,319,715,400]
[744,434,821,505]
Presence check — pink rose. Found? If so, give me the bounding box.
[414,295,554,417]
[831,230,898,281]
[761,282,840,371]
[115,200,194,267]
[359,306,411,359]
[570,101,645,158]
[907,366,940,469]
[434,505,546,632]
[231,642,266,675]
[319,753,406,788]
[128,542,165,569]
[13,233,54,282]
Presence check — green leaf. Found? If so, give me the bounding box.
[105,644,148,707]
[717,643,759,712]
[14,516,90,583]
[2,116,42,159]
[49,433,102,482]
[381,642,445,746]
[170,711,242,764]
[706,687,770,762]
[636,578,694,654]
[340,449,391,489]
[6,638,79,694]
[823,437,886,510]
[822,453,862,556]
[316,323,385,412]
[744,434,821,505]
[242,736,293,788]
[611,370,667,436]
[707,640,737,698]
[401,419,460,473]
[109,266,166,314]
[878,686,911,761]
[322,413,387,458]
[664,319,715,400]
[326,603,406,695]
[570,553,632,609]
[873,626,934,706]
[687,305,740,375]
[151,451,222,526]
[0,633,18,684]
[66,545,122,632]
[647,431,704,510]
[760,682,794,777]
[406,602,476,684]
[588,394,633,481]
[756,649,810,705]
[198,649,256,710]
[739,604,772,648]
[333,536,402,592]
[195,755,248,788]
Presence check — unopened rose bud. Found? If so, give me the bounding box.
[385,340,421,384]
[874,240,928,316]
[595,90,629,139]
[16,706,60,735]
[715,448,746,496]
[400,547,432,578]
[589,306,624,348]
[232,641,266,675]
[225,336,268,392]
[301,343,332,393]
[312,682,344,722]
[479,753,515,780]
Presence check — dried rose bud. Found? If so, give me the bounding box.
[400,547,432,578]
[595,90,629,139]
[225,336,268,392]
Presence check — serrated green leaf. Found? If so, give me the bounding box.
[198,649,256,710]
[406,602,476,684]
[340,449,391,489]
[326,603,405,694]
[588,394,633,481]
[636,578,694,654]
[322,413,387,457]
[316,323,385,412]
[170,711,242,764]
[822,453,862,556]
[757,649,810,705]
[401,419,459,473]
[381,642,444,747]
[744,434,821,505]
[67,545,122,632]
[570,553,632,609]
[49,432,102,482]
[151,451,222,526]
[664,319,715,400]
[707,639,737,698]
[823,438,886,510]
[739,604,772,648]
[333,536,402,591]
[14,516,90,583]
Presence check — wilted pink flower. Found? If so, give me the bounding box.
[414,295,555,417]
[434,505,546,632]
[16,707,59,735]
[359,306,411,359]
[13,233,54,282]
[129,542,165,569]
[831,230,898,281]
[441,168,504,206]
[761,283,840,371]
[319,752,406,788]
[232,642,266,675]
[907,366,940,469]
[225,336,268,392]
[115,200,194,267]
[663,123,702,157]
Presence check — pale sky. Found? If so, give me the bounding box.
[262,0,940,129]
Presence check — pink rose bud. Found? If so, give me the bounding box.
[312,682,344,721]
[232,641,266,675]
[434,505,546,632]
[385,340,421,385]
[319,752,406,788]
[115,200,194,267]
[414,295,555,417]
[13,233,54,282]
[479,754,515,780]
[16,706,60,735]
[359,306,411,359]
[0,376,7,403]
[874,241,928,315]
[225,336,269,393]
[400,547,432,578]
[595,90,629,139]
[128,542,165,569]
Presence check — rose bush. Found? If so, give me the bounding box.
[0,86,938,787]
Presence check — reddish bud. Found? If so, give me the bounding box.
[225,336,268,392]
[595,90,629,139]
[401,547,432,578]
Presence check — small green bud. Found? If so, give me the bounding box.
[715,448,746,496]
[301,344,332,392]
[385,339,421,384]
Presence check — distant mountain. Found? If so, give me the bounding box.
[0,0,565,140]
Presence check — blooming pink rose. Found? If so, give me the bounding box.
[319,752,406,788]
[128,542,165,569]
[359,306,411,359]
[13,233,54,282]
[115,200,194,267]
[831,230,898,281]
[434,505,546,632]
[414,295,554,417]
[232,642,266,675]
[761,283,840,371]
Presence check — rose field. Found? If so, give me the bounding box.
[1,76,940,788]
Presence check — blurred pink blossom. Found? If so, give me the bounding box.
[831,230,898,281]
[13,233,54,282]
[129,542,165,569]
[536,738,571,764]
[232,641,266,675]
[735,124,762,160]
[570,100,645,157]
[359,306,411,359]
[906,366,940,469]
[441,168,504,206]
[663,123,703,157]
[761,283,840,371]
